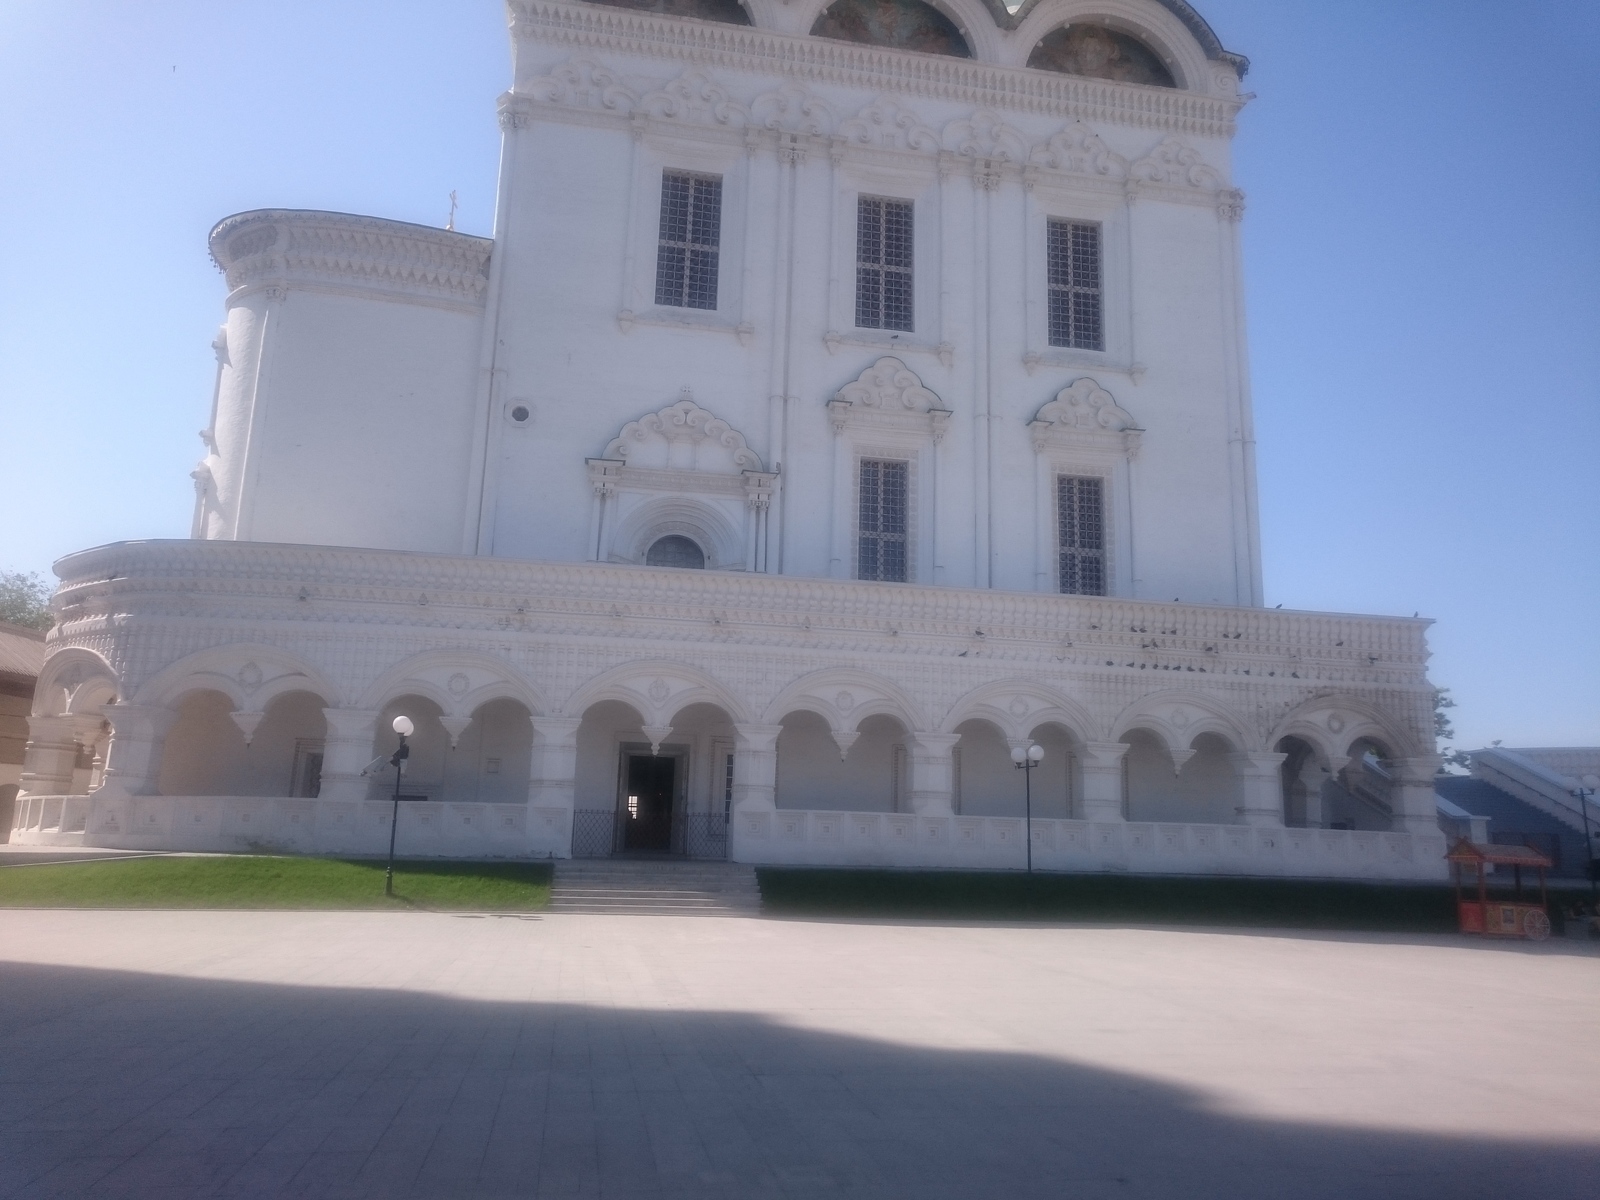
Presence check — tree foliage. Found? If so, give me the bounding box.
[0,569,54,631]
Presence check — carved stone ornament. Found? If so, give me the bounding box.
[1129,136,1221,190]
[604,392,763,471]
[751,82,833,136]
[942,110,1029,164]
[838,97,938,152]
[1029,378,1142,458]
[1029,122,1128,178]
[828,357,951,443]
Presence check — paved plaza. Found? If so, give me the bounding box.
[0,910,1596,1199]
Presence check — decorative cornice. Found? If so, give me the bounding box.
[208,210,493,311]
[47,539,1434,693]
[516,59,1230,201]
[508,2,1244,138]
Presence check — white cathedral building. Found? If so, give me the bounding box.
[13,0,1448,880]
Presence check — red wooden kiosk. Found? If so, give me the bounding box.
[1446,839,1552,941]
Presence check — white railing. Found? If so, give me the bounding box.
[733,809,1449,882]
[9,794,568,860]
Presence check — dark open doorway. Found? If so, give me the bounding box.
[623,753,676,852]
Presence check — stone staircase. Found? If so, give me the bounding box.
[548,858,764,915]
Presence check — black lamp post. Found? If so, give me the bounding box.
[1573,774,1598,901]
[385,714,414,897]
[1010,742,1044,873]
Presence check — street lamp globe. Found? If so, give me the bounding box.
[1010,745,1026,765]
[392,715,414,737]
[1027,743,1045,763]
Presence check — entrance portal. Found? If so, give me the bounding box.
[623,753,676,852]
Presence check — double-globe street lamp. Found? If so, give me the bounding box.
[1010,742,1045,873]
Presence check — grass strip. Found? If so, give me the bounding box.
[0,855,551,911]
[756,868,1474,932]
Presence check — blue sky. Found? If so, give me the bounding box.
[1,1,1595,750]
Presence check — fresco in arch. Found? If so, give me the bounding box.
[583,0,752,25]
[810,0,973,59]
[1027,25,1176,87]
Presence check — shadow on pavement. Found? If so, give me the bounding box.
[0,962,1594,1199]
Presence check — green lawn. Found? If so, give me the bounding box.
[0,855,551,911]
[757,868,1481,932]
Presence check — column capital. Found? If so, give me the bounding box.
[321,707,379,736]
[1229,750,1288,777]
[733,723,784,752]
[1081,741,1131,769]
[529,714,583,743]
[909,732,962,755]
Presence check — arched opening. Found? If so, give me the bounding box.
[1026,722,1080,819]
[776,710,909,812]
[646,535,706,570]
[1276,736,1326,828]
[158,690,248,796]
[371,695,448,802]
[811,0,972,59]
[1027,25,1177,87]
[1329,737,1397,831]
[579,0,751,25]
[670,701,739,856]
[951,719,1015,817]
[1121,729,1240,824]
[246,691,329,797]
[443,698,533,805]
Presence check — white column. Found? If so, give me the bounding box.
[1079,741,1129,822]
[528,716,582,813]
[732,723,782,812]
[1392,756,1444,835]
[96,704,178,798]
[908,733,961,816]
[318,708,380,803]
[1231,751,1288,827]
[17,715,79,797]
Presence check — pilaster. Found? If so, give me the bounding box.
[17,716,80,798]
[96,704,179,799]
[1230,750,1288,828]
[1079,741,1130,823]
[1392,756,1444,835]
[319,708,381,803]
[908,733,961,816]
[528,716,583,812]
[732,723,783,812]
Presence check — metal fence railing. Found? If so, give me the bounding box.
[569,807,730,860]
[571,808,620,858]
[684,810,730,860]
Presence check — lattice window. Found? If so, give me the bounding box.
[1057,475,1106,596]
[856,197,914,332]
[858,458,909,582]
[655,171,722,310]
[1047,220,1103,350]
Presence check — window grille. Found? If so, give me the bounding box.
[655,171,722,310]
[858,458,909,582]
[1047,220,1103,350]
[856,197,914,331]
[1057,475,1106,596]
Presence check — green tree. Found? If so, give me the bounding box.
[0,569,53,631]
[1433,689,1471,773]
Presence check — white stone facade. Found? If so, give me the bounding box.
[16,0,1447,878]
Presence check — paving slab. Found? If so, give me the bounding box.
[0,910,1596,1199]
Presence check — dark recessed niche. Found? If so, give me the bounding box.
[1028,25,1177,88]
[580,0,751,26]
[811,0,972,59]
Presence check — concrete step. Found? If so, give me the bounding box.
[549,859,762,916]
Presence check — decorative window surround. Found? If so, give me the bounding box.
[588,393,774,572]
[1028,378,1142,597]
[826,357,948,583]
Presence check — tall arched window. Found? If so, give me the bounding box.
[646,535,706,569]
